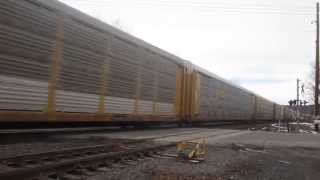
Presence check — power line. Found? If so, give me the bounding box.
[59,0,315,15]
[61,0,314,10]
[65,0,314,9]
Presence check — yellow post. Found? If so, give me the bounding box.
[134,64,142,114]
[175,68,183,117]
[191,72,200,117]
[98,37,111,114]
[183,67,187,118]
[253,95,258,120]
[182,67,188,118]
[47,17,64,116]
[153,71,159,115]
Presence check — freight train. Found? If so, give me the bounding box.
[0,0,297,125]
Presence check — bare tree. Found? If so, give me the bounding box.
[110,19,132,33]
[305,62,318,104]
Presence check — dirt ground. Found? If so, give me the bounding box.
[89,144,320,180]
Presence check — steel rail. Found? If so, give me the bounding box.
[0,141,174,180]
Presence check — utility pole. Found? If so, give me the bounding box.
[297,79,301,122]
[297,79,300,106]
[315,2,320,116]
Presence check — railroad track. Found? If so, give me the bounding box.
[0,125,179,137]
[0,127,122,136]
[0,122,267,139]
[0,140,175,180]
[0,124,266,180]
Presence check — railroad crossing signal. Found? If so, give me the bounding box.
[288,99,308,106]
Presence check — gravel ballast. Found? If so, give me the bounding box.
[89,144,320,180]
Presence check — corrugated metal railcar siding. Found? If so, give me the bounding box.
[0,0,57,111]
[256,97,274,120]
[139,49,156,114]
[207,78,226,120]
[155,103,174,114]
[140,69,156,101]
[198,74,254,121]
[220,82,231,120]
[157,73,176,103]
[56,18,107,113]
[56,91,99,113]
[104,96,134,114]
[107,38,177,115]
[0,0,179,117]
[0,76,48,111]
[106,37,138,113]
[275,105,283,120]
[154,56,177,114]
[199,74,213,119]
[107,57,138,99]
[138,100,153,114]
[233,90,253,120]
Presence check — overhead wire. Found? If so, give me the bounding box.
[64,0,314,8]
[60,0,315,15]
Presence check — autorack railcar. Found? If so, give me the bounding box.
[0,0,294,125]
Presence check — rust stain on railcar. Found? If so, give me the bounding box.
[46,17,65,117]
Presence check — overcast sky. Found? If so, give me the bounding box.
[60,0,318,105]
